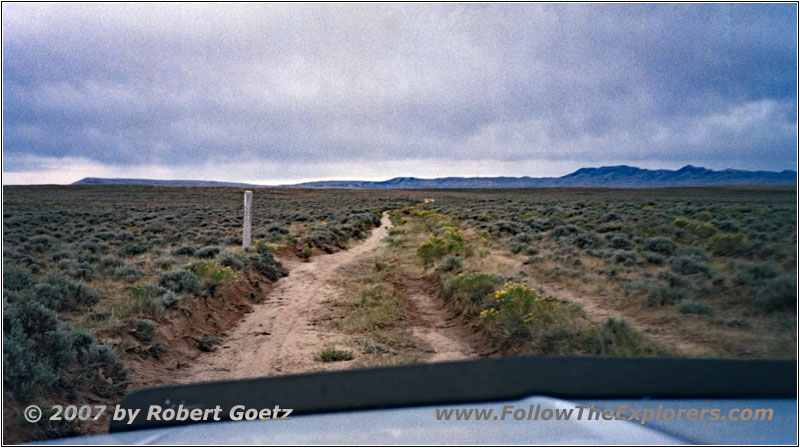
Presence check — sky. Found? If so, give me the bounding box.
[2,3,797,185]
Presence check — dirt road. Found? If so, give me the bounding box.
[183,213,394,382]
[403,279,479,362]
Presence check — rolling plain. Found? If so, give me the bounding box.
[2,185,796,442]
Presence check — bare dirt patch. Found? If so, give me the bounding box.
[395,277,481,362]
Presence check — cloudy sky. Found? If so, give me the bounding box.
[2,3,797,185]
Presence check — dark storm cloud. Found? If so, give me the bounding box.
[2,3,796,183]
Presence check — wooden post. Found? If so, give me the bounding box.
[243,190,252,250]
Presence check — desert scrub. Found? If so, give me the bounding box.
[157,290,182,309]
[196,333,220,352]
[315,347,354,362]
[34,275,101,311]
[113,265,141,283]
[587,318,669,356]
[416,225,472,265]
[196,245,222,259]
[158,269,201,295]
[670,256,713,277]
[111,284,167,318]
[25,235,62,253]
[298,244,315,262]
[154,257,177,269]
[480,283,555,337]
[640,282,687,307]
[98,256,125,272]
[710,232,746,256]
[58,259,96,281]
[751,275,796,312]
[171,245,197,256]
[672,218,717,238]
[435,255,463,273]
[249,251,288,281]
[443,272,504,317]
[3,300,128,403]
[216,251,248,271]
[733,262,779,286]
[117,242,151,257]
[607,234,633,250]
[3,264,36,292]
[675,300,714,315]
[130,319,157,343]
[254,240,276,253]
[187,261,236,294]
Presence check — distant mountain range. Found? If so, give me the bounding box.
[73,165,797,189]
[73,178,259,188]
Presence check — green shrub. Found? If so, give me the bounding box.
[436,256,463,273]
[187,261,236,294]
[644,284,685,307]
[118,242,151,257]
[480,283,553,337]
[670,256,713,276]
[33,283,66,310]
[113,265,141,283]
[196,333,220,352]
[298,244,315,262]
[157,291,182,309]
[98,256,124,272]
[171,246,196,256]
[130,319,156,343]
[3,265,35,292]
[672,218,716,238]
[112,285,164,318]
[57,259,95,281]
[587,318,658,356]
[417,226,471,265]
[254,240,276,254]
[752,275,796,312]
[3,300,127,402]
[315,347,354,362]
[733,262,779,286]
[39,275,100,311]
[573,232,602,249]
[608,234,633,250]
[196,246,222,259]
[444,272,504,317]
[154,257,177,269]
[3,330,59,401]
[549,225,580,239]
[158,270,201,295]
[676,300,714,315]
[672,217,691,228]
[416,236,450,265]
[643,237,677,255]
[658,271,691,288]
[27,235,61,253]
[249,251,288,281]
[216,251,248,271]
[710,232,746,256]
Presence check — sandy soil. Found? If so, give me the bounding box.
[401,278,479,362]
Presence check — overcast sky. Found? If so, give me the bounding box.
[2,3,797,185]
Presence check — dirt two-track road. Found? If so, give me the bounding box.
[183,213,476,383]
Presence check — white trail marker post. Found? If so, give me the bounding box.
[243,190,253,250]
